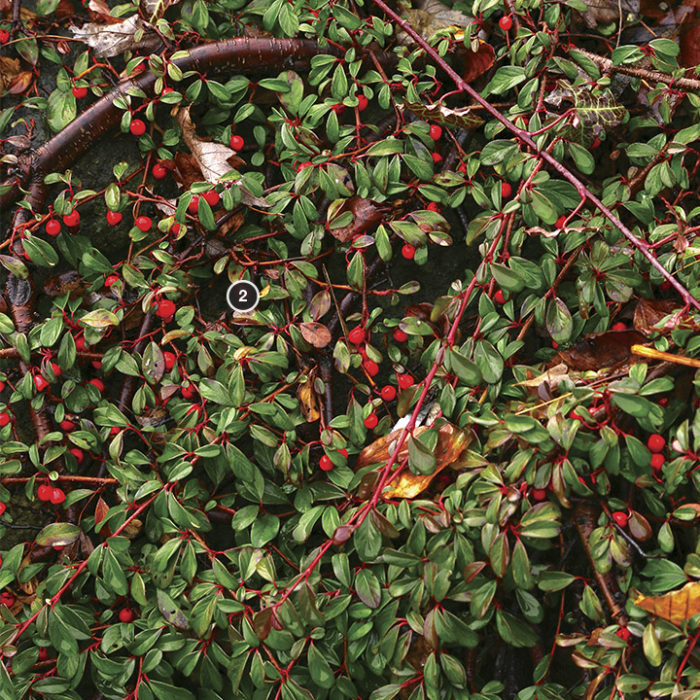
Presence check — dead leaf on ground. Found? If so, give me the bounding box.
[554,330,647,371]
[635,581,700,627]
[70,15,163,57]
[398,0,472,45]
[298,322,332,348]
[516,363,572,391]
[0,58,20,96]
[575,0,640,29]
[327,197,384,243]
[634,298,692,335]
[176,108,269,208]
[356,422,471,500]
[43,270,88,298]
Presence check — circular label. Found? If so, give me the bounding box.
[226,280,260,313]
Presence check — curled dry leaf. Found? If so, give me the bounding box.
[356,422,471,500]
[635,581,700,627]
[554,330,647,371]
[70,15,162,58]
[298,321,332,348]
[297,379,320,422]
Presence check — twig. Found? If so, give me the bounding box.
[574,48,700,93]
[369,0,700,312]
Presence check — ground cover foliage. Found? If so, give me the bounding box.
[1,0,700,697]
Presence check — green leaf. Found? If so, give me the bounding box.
[307,643,335,689]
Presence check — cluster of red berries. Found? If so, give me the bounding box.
[648,433,666,472]
[37,483,66,505]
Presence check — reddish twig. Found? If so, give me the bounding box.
[369,0,700,312]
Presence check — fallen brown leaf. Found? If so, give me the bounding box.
[70,15,163,57]
[297,378,320,422]
[327,197,384,243]
[555,330,647,371]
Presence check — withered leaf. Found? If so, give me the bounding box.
[43,270,88,298]
[555,330,647,371]
[635,581,700,627]
[297,378,320,423]
[298,321,332,348]
[70,15,163,57]
[327,197,384,243]
[633,298,689,335]
[357,422,471,500]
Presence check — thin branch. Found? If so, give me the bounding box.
[369,0,700,312]
[574,48,700,93]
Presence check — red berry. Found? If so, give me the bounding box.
[429,124,442,140]
[203,190,220,207]
[591,137,601,149]
[501,182,513,199]
[118,608,135,623]
[50,362,62,377]
[152,163,168,180]
[499,15,513,31]
[426,202,441,212]
[75,335,87,351]
[320,455,334,471]
[156,299,176,320]
[37,647,49,662]
[72,85,88,98]
[181,384,197,399]
[494,290,506,304]
[59,419,75,431]
[45,219,61,236]
[188,196,200,214]
[397,373,414,389]
[357,95,369,112]
[555,215,566,229]
[0,592,15,607]
[612,511,628,528]
[611,321,627,331]
[170,222,183,236]
[331,103,345,114]
[0,411,9,427]
[230,134,244,151]
[135,215,152,232]
[338,448,349,459]
[380,385,397,401]
[163,351,176,370]
[401,244,416,260]
[650,453,665,471]
[106,210,123,226]
[34,375,49,392]
[104,274,119,287]
[658,397,668,407]
[363,359,379,377]
[616,627,631,642]
[130,119,146,136]
[530,488,547,501]
[62,210,80,227]
[363,413,378,429]
[110,426,121,436]
[0,30,9,44]
[348,327,366,345]
[37,484,53,501]
[89,378,105,393]
[647,433,666,453]
[50,488,66,505]
[431,152,443,164]
[393,328,408,343]
[297,161,312,172]
[0,502,6,516]
[69,447,84,464]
